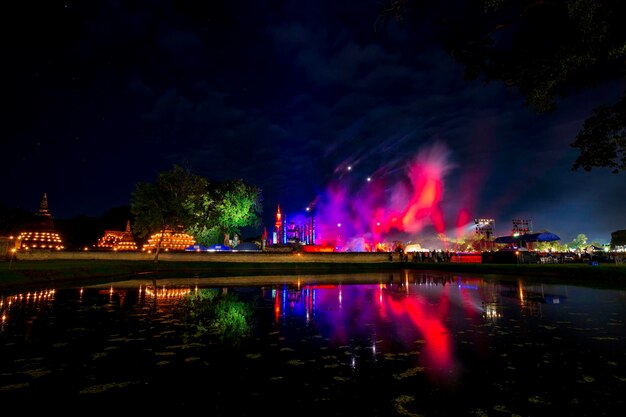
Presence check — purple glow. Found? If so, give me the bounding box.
[311,142,459,251]
[272,277,487,383]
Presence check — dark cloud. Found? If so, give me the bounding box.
[2,0,625,245]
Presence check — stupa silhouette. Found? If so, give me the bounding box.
[17,192,64,250]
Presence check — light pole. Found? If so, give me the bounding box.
[9,248,16,270]
[336,223,342,251]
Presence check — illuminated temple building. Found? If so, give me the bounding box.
[96,220,138,251]
[17,192,64,250]
[141,227,195,252]
[271,204,316,246]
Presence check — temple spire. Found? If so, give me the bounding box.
[273,204,283,245]
[275,204,282,224]
[38,192,52,218]
[16,192,64,250]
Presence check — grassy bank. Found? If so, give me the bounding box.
[0,259,407,291]
[2,259,626,292]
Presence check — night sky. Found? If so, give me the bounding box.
[3,0,625,247]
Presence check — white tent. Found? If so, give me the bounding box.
[404,243,423,252]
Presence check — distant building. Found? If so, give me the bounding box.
[273,204,284,244]
[96,220,138,251]
[16,193,64,251]
[270,204,315,246]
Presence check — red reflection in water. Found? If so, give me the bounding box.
[384,290,453,374]
[273,281,464,382]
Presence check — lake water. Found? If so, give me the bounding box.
[1,270,625,416]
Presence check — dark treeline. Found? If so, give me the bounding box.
[0,201,33,235]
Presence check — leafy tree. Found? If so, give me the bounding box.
[382,0,626,172]
[588,239,602,249]
[131,167,262,251]
[447,232,491,251]
[185,189,219,246]
[569,233,588,251]
[215,179,263,240]
[610,229,626,249]
[131,165,208,261]
[571,96,626,173]
[188,179,263,246]
[188,224,223,247]
[535,240,570,252]
[0,201,34,234]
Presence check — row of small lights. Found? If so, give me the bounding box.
[16,231,64,250]
[1,289,55,307]
[17,233,62,242]
[141,232,195,252]
[1,290,56,326]
[96,231,138,251]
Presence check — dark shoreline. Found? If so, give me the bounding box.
[2,258,626,293]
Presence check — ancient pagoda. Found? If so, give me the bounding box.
[97,220,138,251]
[141,227,195,252]
[17,192,64,250]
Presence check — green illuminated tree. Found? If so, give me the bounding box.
[131,165,208,261]
[215,179,263,241]
[188,179,263,246]
[570,233,588,251]
[188,224,223,247]
[131,165,263,251]
[535,240,569,252]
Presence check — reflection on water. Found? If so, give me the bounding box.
[1,271,625,416]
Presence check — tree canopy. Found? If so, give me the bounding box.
[609,229,626,249]
[131,166,263,255]
[188,179,263,246]
[383,0,626,172]
[0,201,34,234]
[131,165,208,260]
